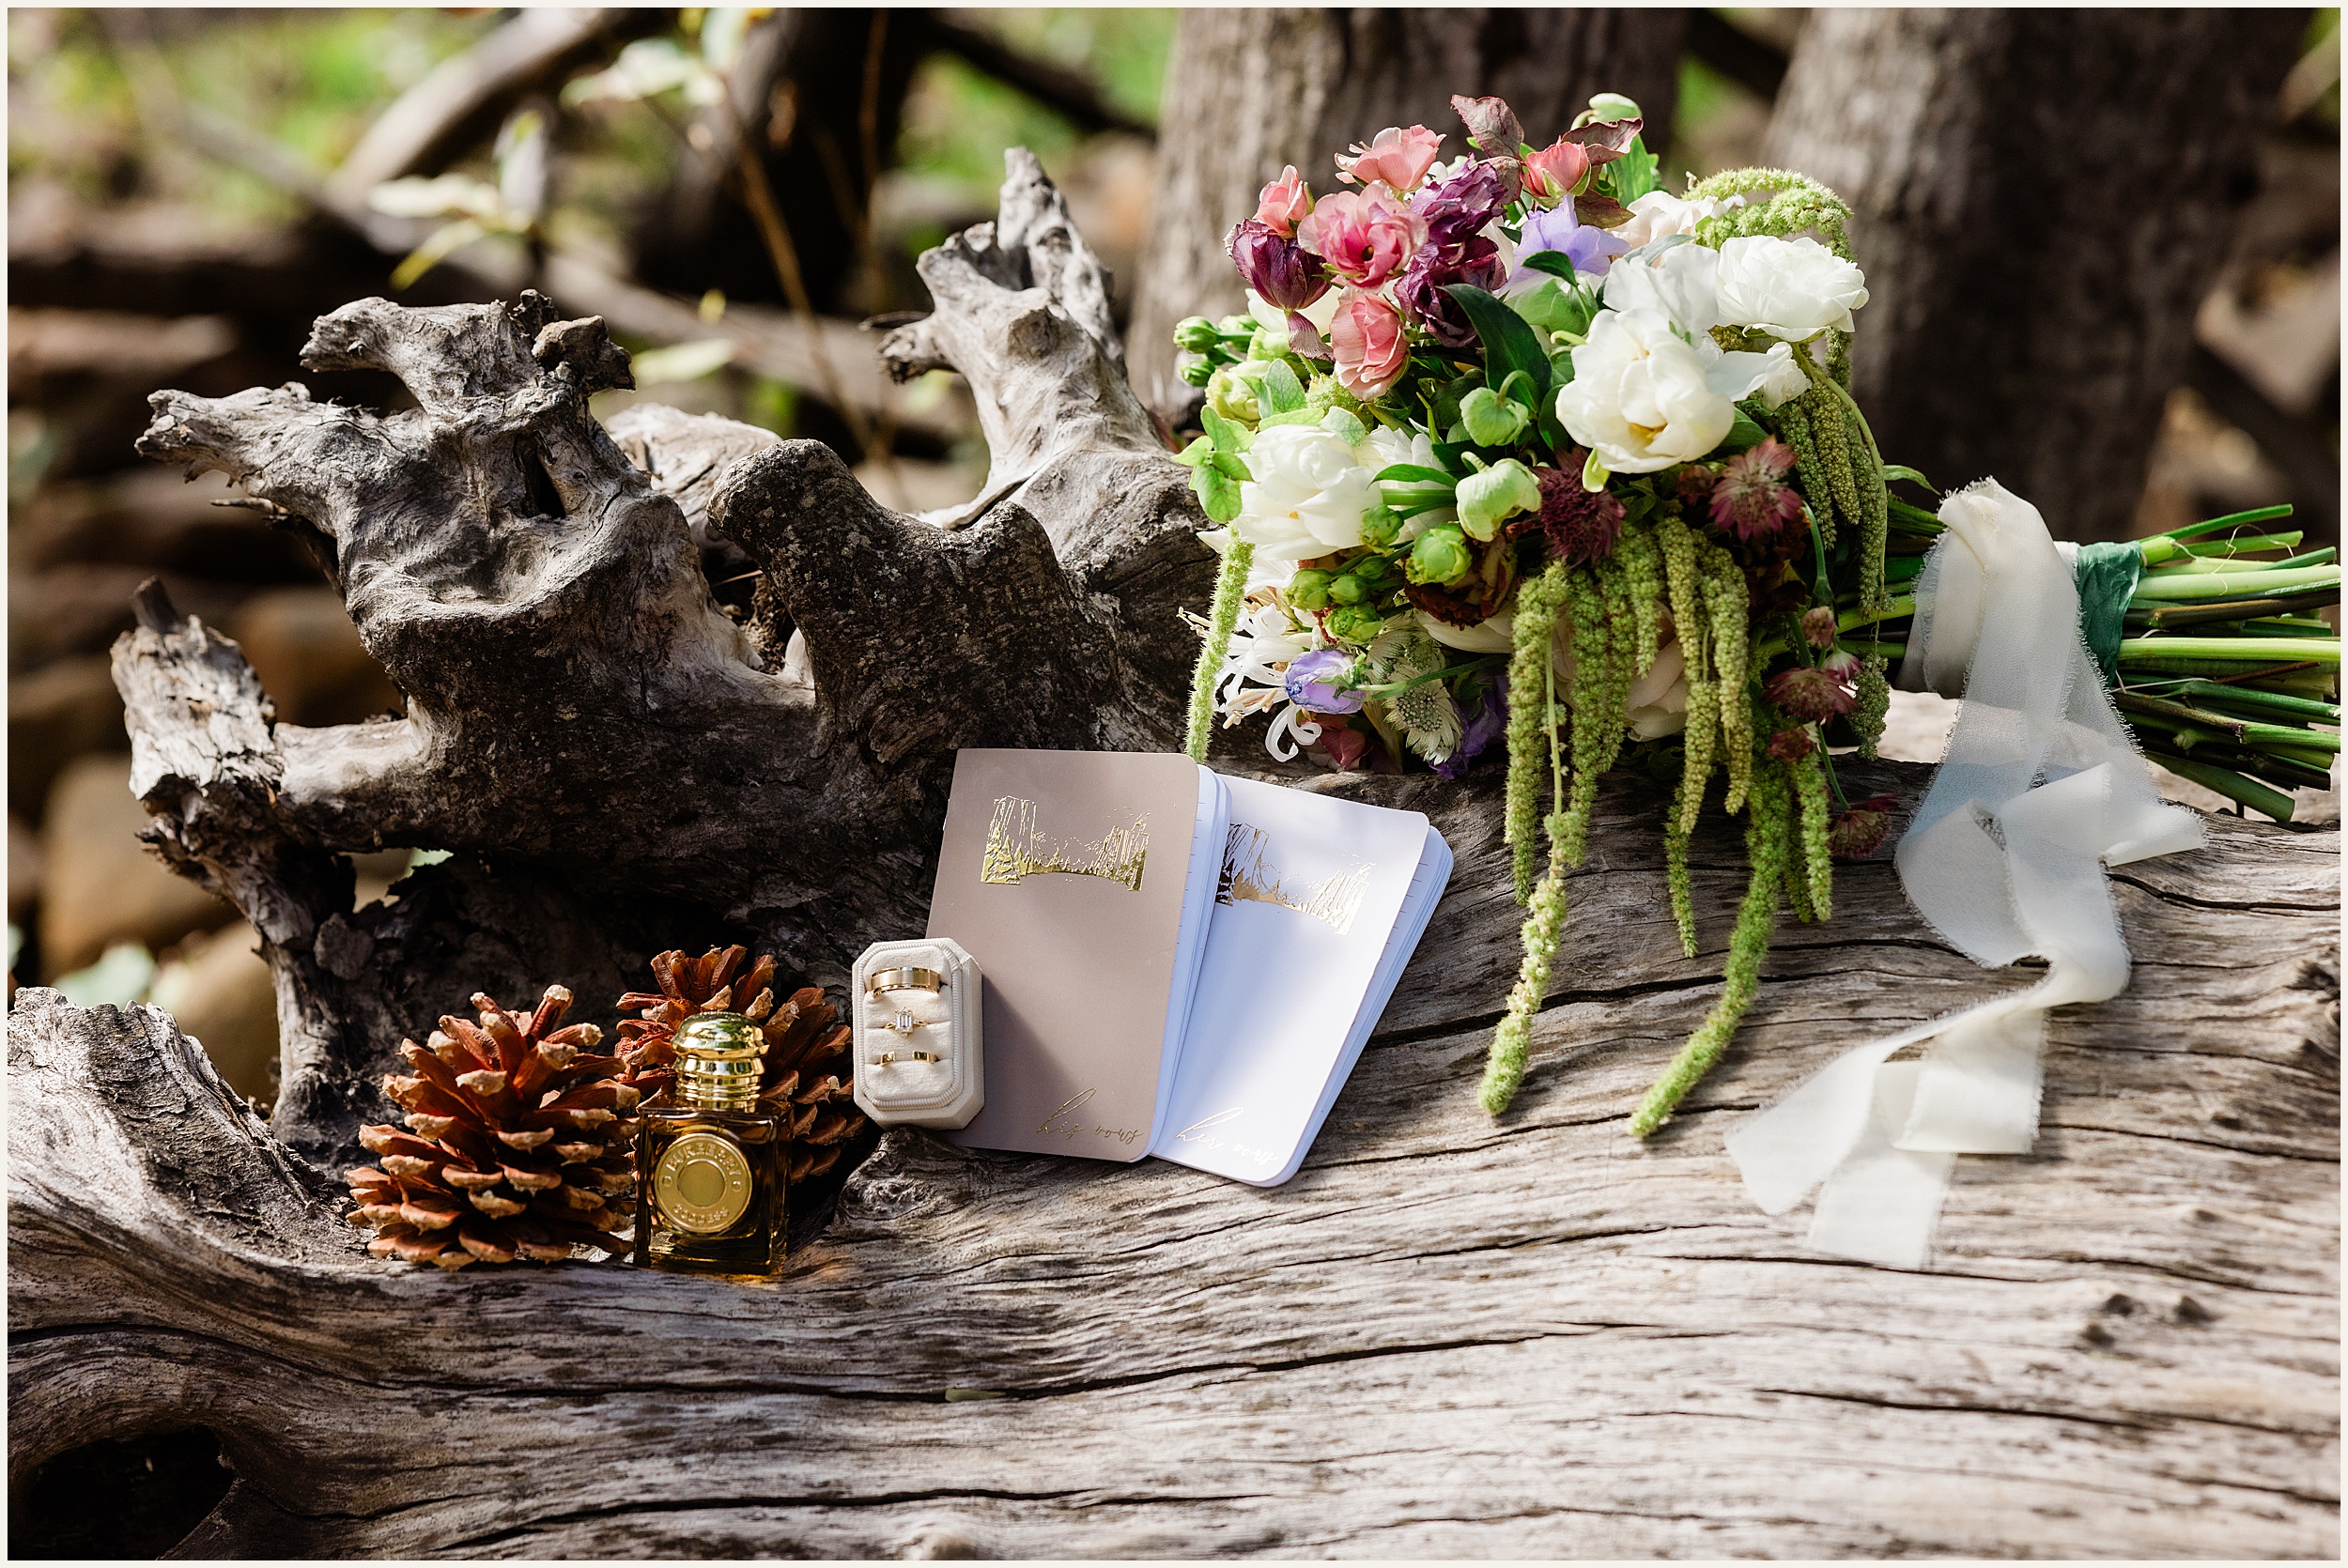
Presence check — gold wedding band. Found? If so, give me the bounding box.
[868,967,944,996]
[874,1050,941,1066]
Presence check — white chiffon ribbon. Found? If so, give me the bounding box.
[1724,479,2205,1268]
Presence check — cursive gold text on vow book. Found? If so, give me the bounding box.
[981,796,1150,891]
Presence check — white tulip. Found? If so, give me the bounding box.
[1229,423,1380,561]
[1555,309,1787,473]
[1714,236,1869,340]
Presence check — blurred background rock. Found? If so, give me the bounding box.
[6,8,2338,1112]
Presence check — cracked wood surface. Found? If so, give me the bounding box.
[8,763,2338,1559]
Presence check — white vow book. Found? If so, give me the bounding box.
[1151,775,1452,1186]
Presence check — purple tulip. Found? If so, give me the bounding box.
[1228,218,1332,312]
[1434,674,1508,780]
[1283,648,1365,714]
[1507,200,1628,287]
[1410,161,1510,253]
[1396,235,1506,347]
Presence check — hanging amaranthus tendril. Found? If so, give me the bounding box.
[1793,742,1833,922]
[1663,810,1697,957]
[1630,755,1793,1137]
[1773,397,1833,546]
[1701,546,1753,813]
[1481,630,1572,1116]
[1503,561,1568,903]
[1561,565,1610,866]
[1853,654,1891,761]
[1656,515,1716,838]
[1598,553,1637,763]
[1618,519,1663,677]
[1185,541,1255,761]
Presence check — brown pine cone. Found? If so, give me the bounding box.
[345,985,639,1270]
[615,945,865,1184]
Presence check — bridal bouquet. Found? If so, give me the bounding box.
[1171,92,2340,1136]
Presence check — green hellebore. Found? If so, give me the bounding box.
[1459,386,1532,448]
[1326,604,1387,644]
[1408,523,1474,587]
[1286,569,1334,611]
[1455,458,1542,543]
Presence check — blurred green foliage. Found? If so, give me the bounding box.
[898,9,1171,199]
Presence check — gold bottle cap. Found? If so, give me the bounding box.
[674,1011,765,1111]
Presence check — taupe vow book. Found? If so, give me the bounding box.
[930,748,1228,1161]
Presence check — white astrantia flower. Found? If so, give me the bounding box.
[1228,423,1381,561]
[1555,308,1789,473]
[1714,236,1870,340]
[1611,190,1744,251]
[1363,624,1462,765]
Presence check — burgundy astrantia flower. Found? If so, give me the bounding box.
[1800,604,1839,649]
[1531,461,1625,565]
[1829,794,1901,860]
[1395,235,1505,346]
[1765,661,1857,722]
[1227,219,1332,312]
[1765,726,1814,764]
[1710,436,1804,543]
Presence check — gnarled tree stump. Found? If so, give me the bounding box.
[9,154,2340,1559]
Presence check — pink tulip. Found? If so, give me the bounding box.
[1522,139,1591,205]
[1296,187,1427,289]
[1328,290,1409,400]
[1255,164,1312,238]
[1334,124,1444,192]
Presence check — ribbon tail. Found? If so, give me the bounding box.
[1809,1062,1956,1269]
[1724,1035,1908,1215]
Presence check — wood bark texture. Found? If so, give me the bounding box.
[8,149,2338,1560]
[1126,7,1688,421]
[1762,8,2307,543]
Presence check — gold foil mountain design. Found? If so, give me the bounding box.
[981,796,1150,891]
[1215,823,1371,936]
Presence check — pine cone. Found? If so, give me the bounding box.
[345,985,639,1270]
[615,945,865,1184]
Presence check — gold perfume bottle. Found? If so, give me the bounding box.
[635,1012,787,1277]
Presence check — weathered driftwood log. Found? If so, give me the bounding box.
[114,151,1208,1173]
[8,153,2340,1558]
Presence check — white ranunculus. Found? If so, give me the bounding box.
[1602,239,1722,336]
[1754,340,1811,409]
[1611,190,1743,251]
[1714,236,1869,340]
[1555,308,1787,473]
[1229,423,1380,561]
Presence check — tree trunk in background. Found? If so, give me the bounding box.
[1128,8,1689,423]
[1763,8,2306,543]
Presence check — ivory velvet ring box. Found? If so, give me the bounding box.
[850,939,984,1130]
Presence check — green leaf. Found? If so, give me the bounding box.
[1172,436,1211,469]
[1259,358,1307,415]
[1444,284,1552,411]
[1210,451,1252,480]
[1711,408,1767,457]
[1375,464,1457,487]
[1518,250,1578,282]
[1255,407,1321,428]
[1193,463,1242,524]
[1609,134,1661,204]
[1199,404,1249,454]
[1882,464,1939,494]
